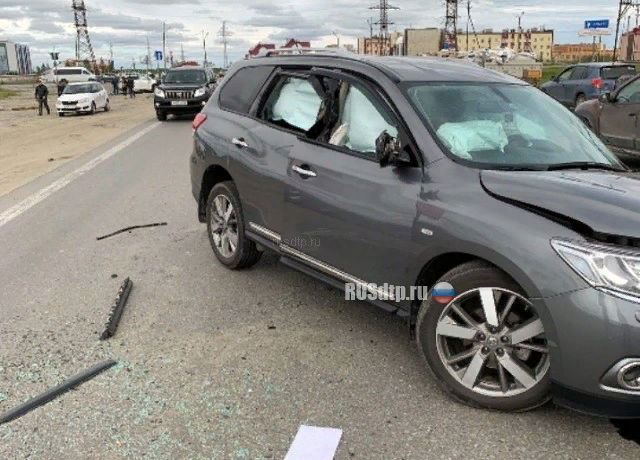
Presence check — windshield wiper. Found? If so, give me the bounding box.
[546,162,627,172]
[490,165,546,171]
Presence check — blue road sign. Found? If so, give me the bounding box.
[154,51,163,61]
[585,20,609,29]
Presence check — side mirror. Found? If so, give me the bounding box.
[600,92,613,103]
[375,131,410,167]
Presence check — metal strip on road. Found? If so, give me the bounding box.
[0,122,161,229]
[283,425,343,460]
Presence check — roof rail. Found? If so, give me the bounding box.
[258,47,355,58]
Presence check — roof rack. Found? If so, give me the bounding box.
[258,47,355,58]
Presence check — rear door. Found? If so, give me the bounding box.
[563,66,588,106]
[276,71,425,292]
[600,78,640,152]
[209,65,284,235]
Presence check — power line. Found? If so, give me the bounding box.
[369,0,399,56]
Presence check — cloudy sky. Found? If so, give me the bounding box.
[0,0,624,68]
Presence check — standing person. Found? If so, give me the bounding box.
[111,76,118,95]
[57,79,67,97]
[34,79,50,116]
[121,75,127,96]
[127,76,136,98]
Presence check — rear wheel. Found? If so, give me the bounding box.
[156,111,167,121]
[104,99,110,112]
[206,181,262,270]
[416,261,551,412]
[575,93,586,106]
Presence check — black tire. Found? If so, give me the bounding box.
[90,102,96,115]
[575,93,586,107]
[58,112,64,117]
[416,260,551,412]
[156,111,167,121]
[104,99,110,112]
[205,181,262,270]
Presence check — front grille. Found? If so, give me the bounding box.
[62,101,77,105]
[166,90,194,99]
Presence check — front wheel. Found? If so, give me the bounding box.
[90,102,96,115]
[206,181,262,270]
[416,261,551,412]
[104,99,110,112]
[156,111,167,121]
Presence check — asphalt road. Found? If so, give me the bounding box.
[0,119,638,460]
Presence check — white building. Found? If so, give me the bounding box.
[0,39,33,75]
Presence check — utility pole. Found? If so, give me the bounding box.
[369,0,399,56]
[202,30,209,67]
[614,0,634,62]
[180,44,185,63]
[218,21,232,68]
[146,36,151,74]
[72,0,96,65]
[366,17,374,55]
[466,1,470,52]
[108,42,113,71]
[162,22,166,70]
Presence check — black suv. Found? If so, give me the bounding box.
[190,50,640,418]
[154,66,216,120]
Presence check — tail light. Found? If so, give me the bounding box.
[192,113,207,133]
[592,78,602,89]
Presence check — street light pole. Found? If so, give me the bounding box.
[202,30,209,67]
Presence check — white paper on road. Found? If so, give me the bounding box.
[283,425,343,460]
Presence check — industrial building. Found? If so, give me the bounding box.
[0,39,33,75]
[403,28,443,56]
[456,28,554,61]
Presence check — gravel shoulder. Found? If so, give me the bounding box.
[0,83,155,197]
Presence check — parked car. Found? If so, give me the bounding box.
[541,62,636,108]
[134,75,157,93]
[575,74,640,158]
[48,67,97,84]
[153,66,216,121]
[190,52,640,418]
[56,82,110,116]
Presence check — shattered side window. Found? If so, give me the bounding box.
[330,84,398,156]
[261,76,322,133]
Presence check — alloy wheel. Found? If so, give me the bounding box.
[435,287,550,398]
[210,194,238,258]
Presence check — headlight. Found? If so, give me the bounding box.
[551,238,640,299]
[194,87,206,98]
[154,87,165,98]
[79,98,90,104]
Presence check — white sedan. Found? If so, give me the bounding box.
[134,75,157,93]
[56,82,110,116]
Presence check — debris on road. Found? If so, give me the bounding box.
[96,222,167,241]
[100,277,133,340]
[283,425,343,460]
[0,359,117,425]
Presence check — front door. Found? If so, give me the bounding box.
[600,78,640,152]
[280,76,425,293]
[545,67,573,105]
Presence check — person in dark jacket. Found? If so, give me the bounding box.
[127,76,136,98]
[111,76,119,95]
[57,79,67,97]
[35,79,50,116]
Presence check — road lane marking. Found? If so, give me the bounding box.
[0,122,160,229]
[283,425,343,460]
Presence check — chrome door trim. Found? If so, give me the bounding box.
[280,245,395,301]
[248,222,281,244]
[247,222,395,301]
[292,165,317,177]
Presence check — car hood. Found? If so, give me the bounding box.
[159,83,203,90]
[480,169,640,238]
[58,93,91,101]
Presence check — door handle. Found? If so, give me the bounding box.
[292,164,317,178]
[231,137,248,148]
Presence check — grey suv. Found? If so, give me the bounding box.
[190,50,640,418]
